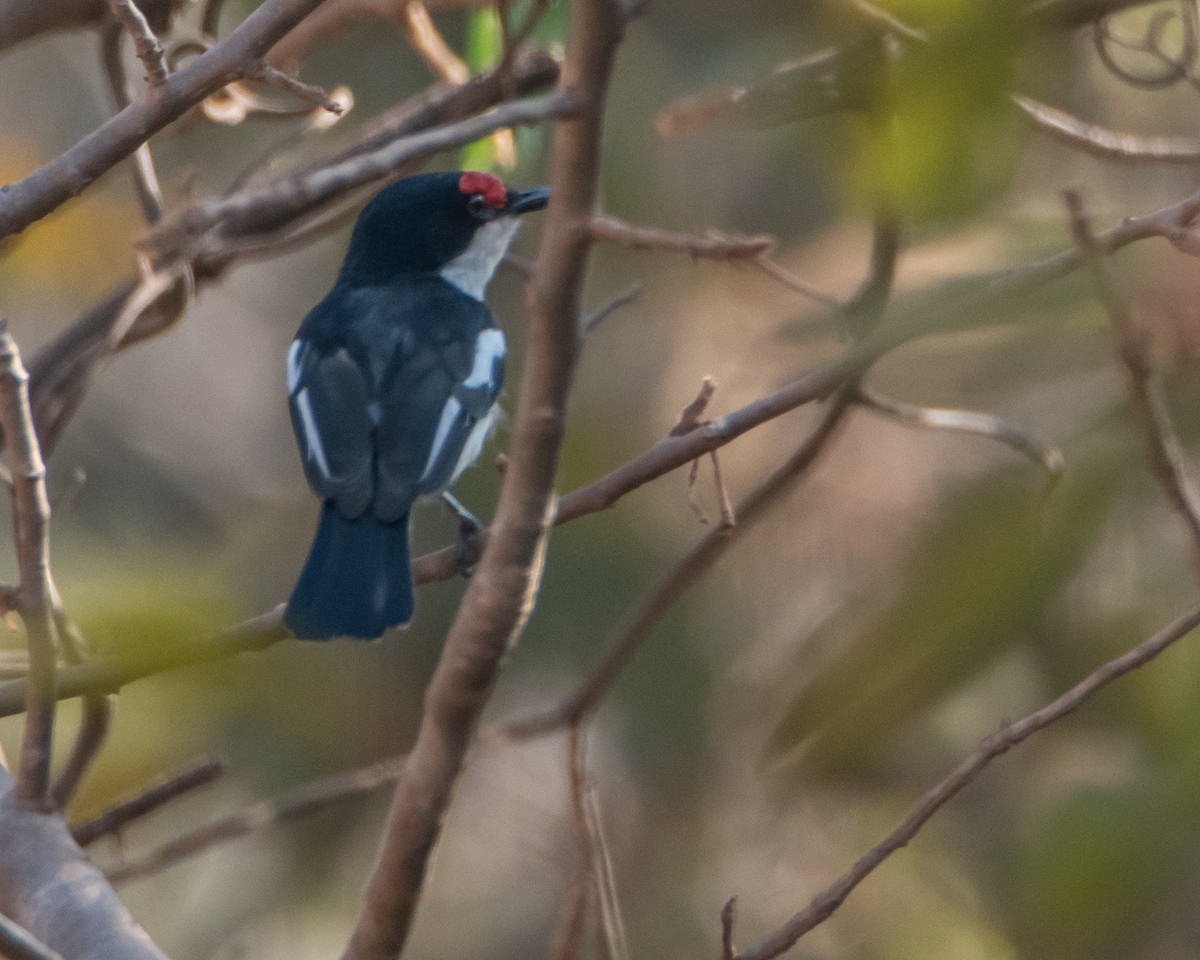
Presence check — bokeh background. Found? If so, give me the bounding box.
[4,0,1200,957]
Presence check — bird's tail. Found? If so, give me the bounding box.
[285,502,413,641]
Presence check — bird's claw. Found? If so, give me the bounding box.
[443,492,483,578]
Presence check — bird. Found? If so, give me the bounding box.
[283,170,550,640]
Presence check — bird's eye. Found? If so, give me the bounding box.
[467,194,492,218]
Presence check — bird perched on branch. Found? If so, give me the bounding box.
[284,171,550,640]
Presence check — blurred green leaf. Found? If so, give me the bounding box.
[1005,783,1185,956]
[459,8,504,172]
[766,453,1122,776]
[847,3,1029,221]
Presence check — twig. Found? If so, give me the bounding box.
[0,325,57,811]
[403,1,469,83]
[0,0,335,241]
[99,20,168,224]
[106,755,403,884]
[590,213,775,261]
[854,387,1065,480]
[840,0,930,43]
[251,61,345,114]
[670,377,717,435]
[0,913,64,960]
[341,0,626,956]
[558,726,597,960]
[720,897,737,960]
[583,282,642,333]
[732,605,1200,960]
[1065,190,1200,569]
[107,0,168,89]
[1015,95,1200,162]
[749,257,842,309]
[492,393,853,743]
[149,90,575,254]
[586,777,627,960]
[670,378,735,529]
[72,757,225,847]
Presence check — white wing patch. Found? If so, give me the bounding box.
[286,340,305,394]
[295,387,332,480]
[450,404,501,485]
[440,218,522,300]
[420,395,463,483]
[463,329,506,389]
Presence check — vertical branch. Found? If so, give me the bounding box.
[341,2,626,958]
[106,0,169,90]
[0,324,58,811]
[1065,190,1200,569]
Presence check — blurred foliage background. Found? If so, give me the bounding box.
[5,0,1200,957]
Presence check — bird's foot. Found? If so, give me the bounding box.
[442,492,483,578]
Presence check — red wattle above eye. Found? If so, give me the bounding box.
[458,171,507,209]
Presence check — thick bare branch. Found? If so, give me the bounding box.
[733,605,1200,960]
[0,769,169,960]
[342,1,625,957]
[0,0,335,241]
[0,328,57,811]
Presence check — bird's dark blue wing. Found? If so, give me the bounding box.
[286,338,374,517]
[371,282,505,520]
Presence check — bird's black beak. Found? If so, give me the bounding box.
[503,186,551,216]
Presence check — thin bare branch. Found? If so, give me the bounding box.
[0,326,57,811]
[72,758,225,847]
[748,257,842,308]
[48,600,116,811]
[404,0,469,82]
[586,779,627,960]
[583,282,642,333]
[733,605,1200,960]
[0,0,336,241]
[342,1,626,956]
[107,0,168,89]
[1065,190,1200,569]
[1015,94,1200,162]
[590,213,775,261]
[492,393,853,744]
[0,913,63,960]
[840,0,930,43]
[854,386,1065,480]
[558,726,597,960]
[149,90,575,255]
[106,755,403,884]
[251,61,345,114]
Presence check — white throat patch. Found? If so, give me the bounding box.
[440,218,522,300]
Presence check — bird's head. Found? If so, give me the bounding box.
[338,171,551,293]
